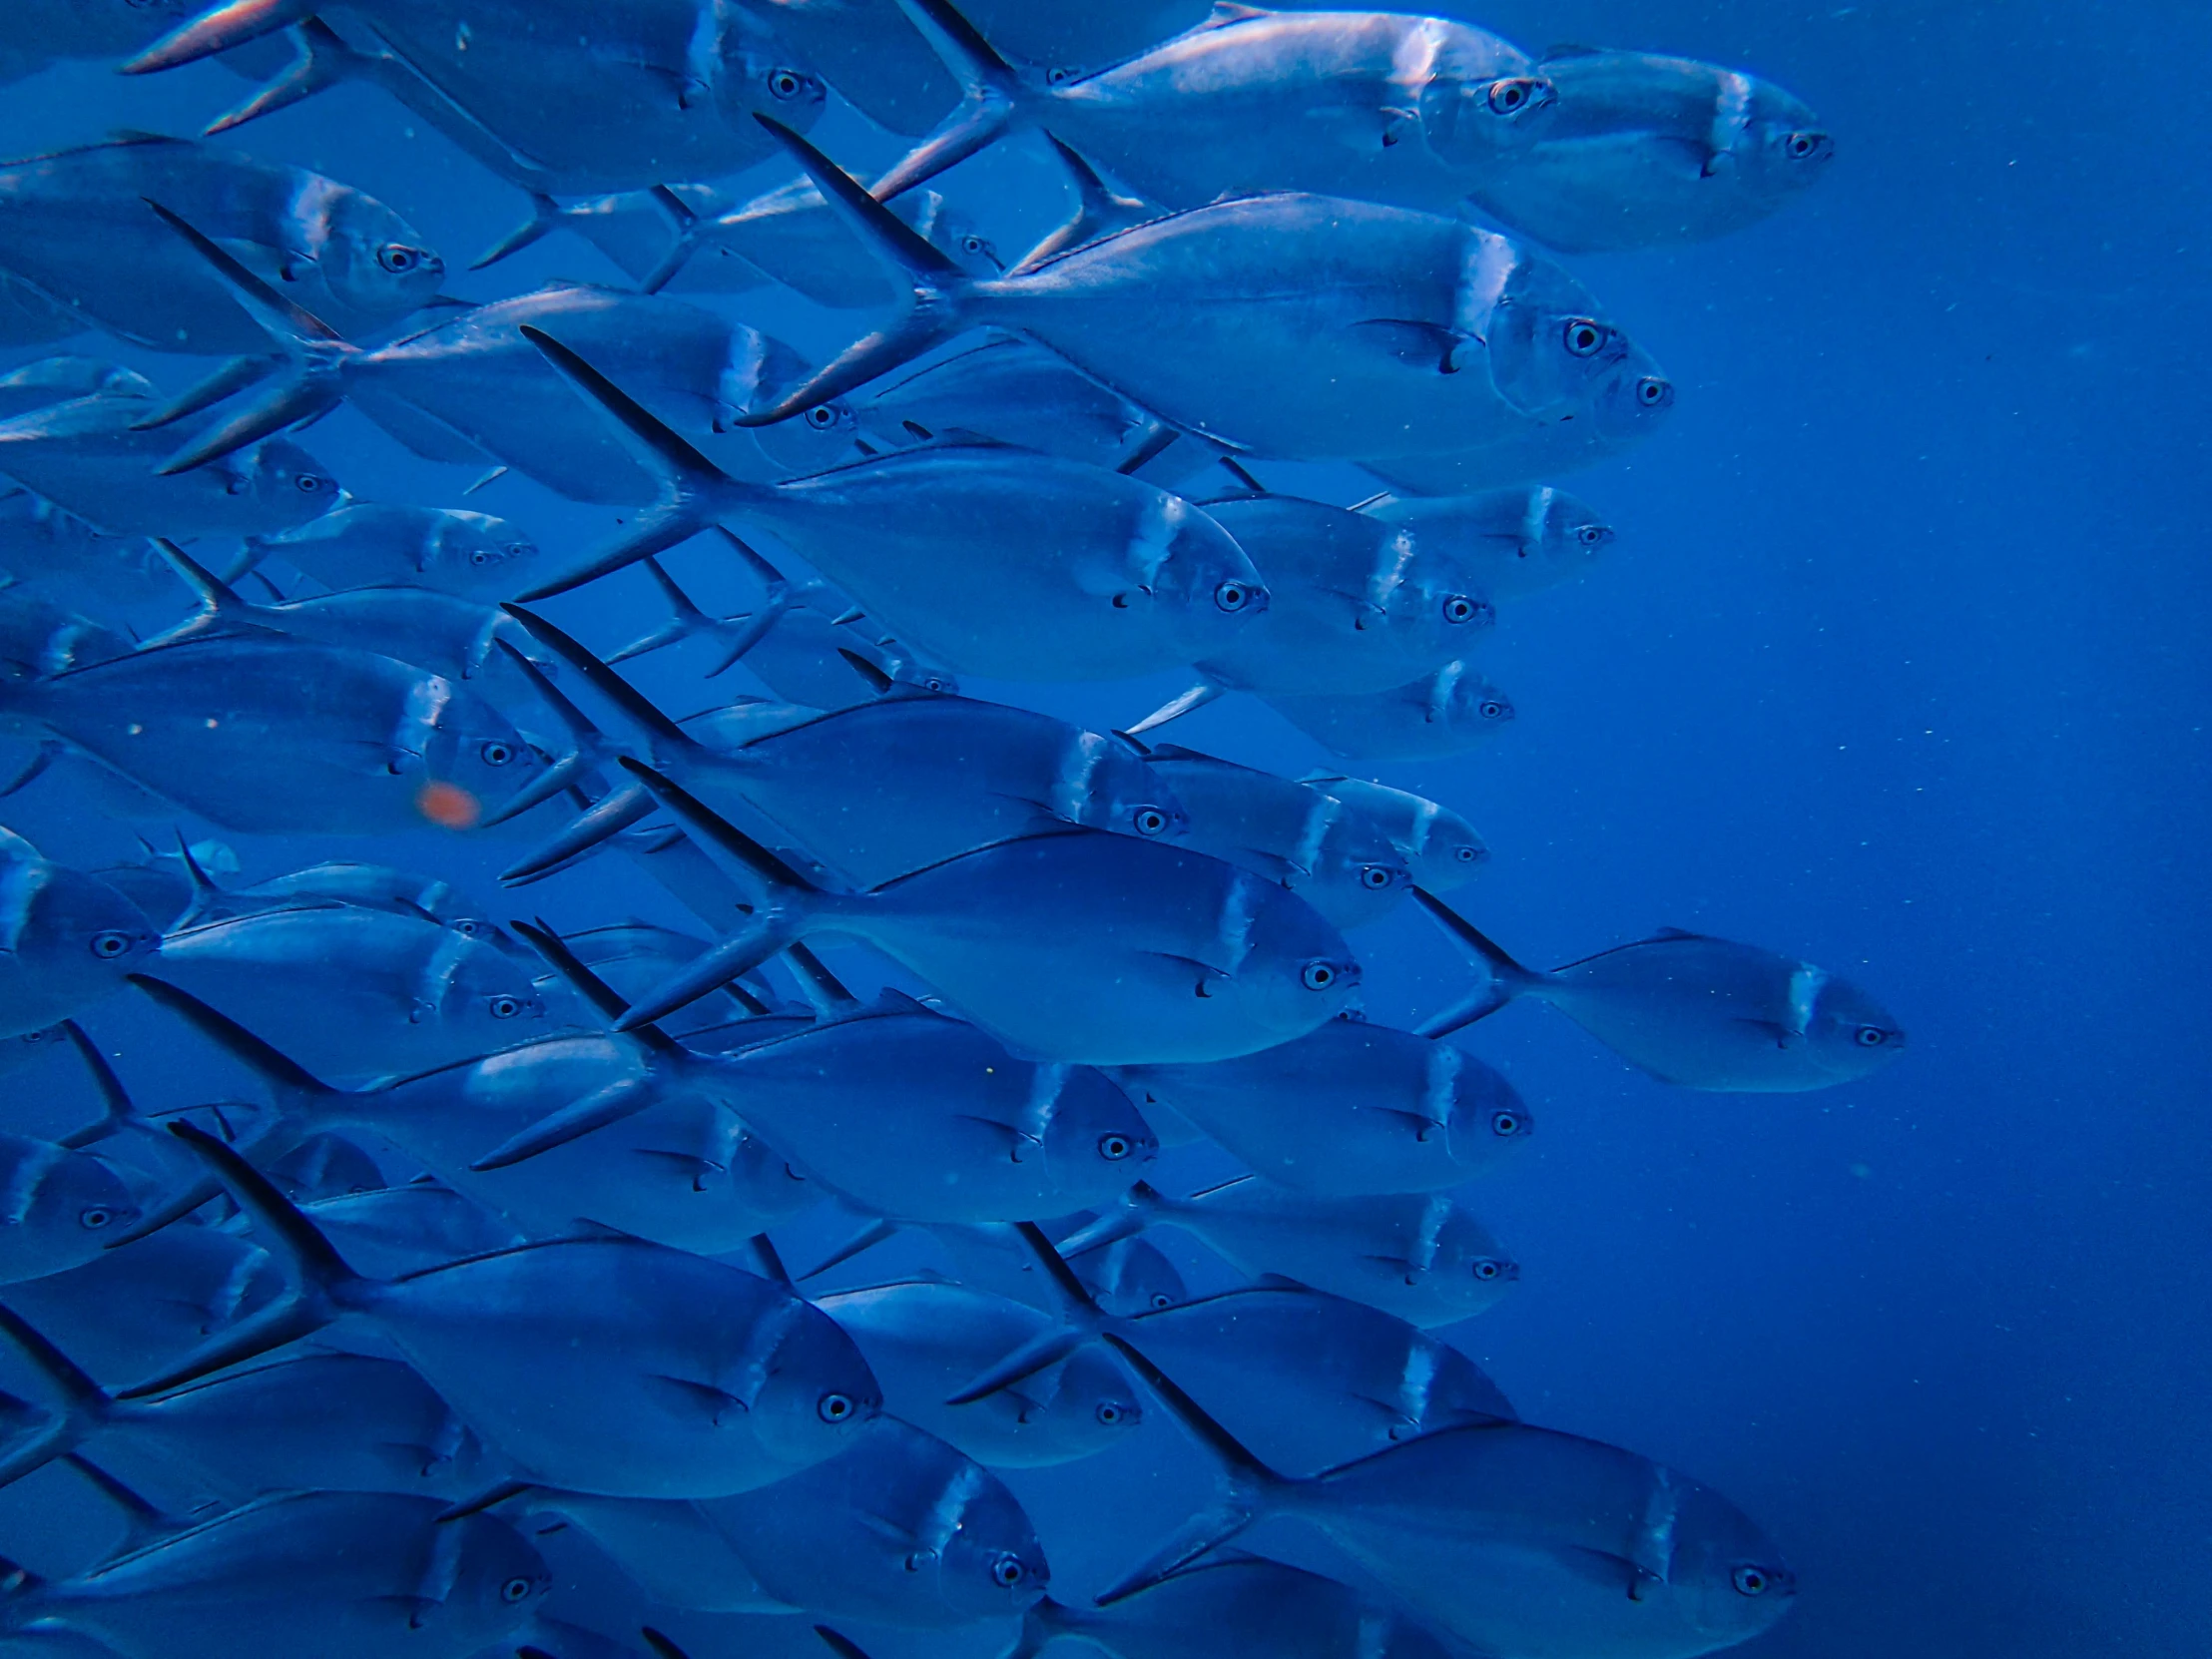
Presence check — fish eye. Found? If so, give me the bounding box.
[1490,1110,1521,1136]
[1442,594,1489,626]
[294,473,326,493]
[89,930,136,959]
[1095,1401,1126,1425]
[1301,961,1338,992]
[1150,1292,1174,1310]
[1783,131,1829,161]
[1097,1132,1134,1161]
[991,1556,1027,1588]
[1213,580,1252,614]
[804,404,839,430]
[1046,66,1074,86]
[1359,865,1394,891]
[1132,806,1169,837]
[1477,699,1508,720]
[1454,844,1482,862]
[487,995,522,1020]
[1732,1565,1772,1597]
[1577,524,1612,546]
[479,740,515,767]
[769,68,808,99]
[1854,1026,1889,1047]
[1472,1258,1502,1281]
[1485,76,1546,115]
[79,1206,114,1231]
[1636,376,1673,408]
[960,235,985,255]
[470,549,491,565]
[451,919,479,936]
[817,1391,855,1423]
[1562,318,1610,357]
[376,244,420,275]
[500,1576,535,1605]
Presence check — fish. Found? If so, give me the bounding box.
[0,1488,550,1659]
[1061,1176,1518,1327]
[513,330,1268,686]
[502,605,1187,889]
[0,632,555,833]
[1007,1554,1456,1659]
[131,976,820,1258]
[1128,489,1498,718]
[746,117,1674,475]
[144,5,831,196]
[0,134,443,351]
[0,356,153,416]
[815,1277,1143,1467]
[611,763,1361,1066]
[490,174,1001,310]
[552,920,791,1041]
[0,493,176,614]
[1120,742,1413,931]
[879,0,1553,214]
[144,240,850,504]
[1114,1011,1530,1194]
[4,0,198,75]
[1099,1334,1797,1658]
[0,828,159,1038]
[259,1130,383,1201]
[1295,773,1489,893]
[0,583,136,684]
[174,857,502,938]
[1359,484,1617,603]
[238,501,539,597]
[744,0,958,136]
[1467,46,1834,252]
[277,1180,527,1280]
[0,381,339,541]
[0,1312,497,1503]
[146,902,551,1085]
[1263,660,1516,762]
[631,574,960,709]
[126,1122,883,1501]
[1415,896,1908,1090]
[0,1131,141,1285]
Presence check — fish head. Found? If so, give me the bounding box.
[314,190,447,321]
[430,1509,555,1643]
[1481,254,1676,438]
[1393,793,1491,893]
[711,10,830,134]
[401,684,547,831]
[1144,496,1271,660]
[1513,483,1617,579]
[428,510,539,594]
[750,392,871,478]
[1804,973,1907,1080]
[1429,1204,1520,1312]
[1229,881,1364,1046]
[1433,664,1516,739]
[1054,731,1190,843]
[1077,1235,1187,1316]
[1438,1048,1534,1170]
[899,192,1004,278]
[747,1297,885,1469]
[234,438,342,527]
[0,1136,140,1276]
[1716,78,1835,207]
[1035,1063,1160,1199]
[1655,1477,1797,1641]
[17,862,162,980]
[926,1459,1051,1619]
[439,938,549,1034]
[1052,1344,1145,1438]
[1418,63,1561,170]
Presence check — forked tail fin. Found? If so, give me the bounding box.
[869,0,1033,202]
[1409,891,1541,1037]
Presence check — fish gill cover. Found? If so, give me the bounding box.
[0,4,2197,1659]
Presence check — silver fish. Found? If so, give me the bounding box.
[0,134,443,351]
[129,1122,882,1501]
[747,0,958,136]
[1115,1012,1530,1194]
[1062,1176,1517,1327]
[752,119,1674,475]
[0,583,136,685]
[1360,483,1616,602]
[816,1278,1142,1467]
[1416,897,1908,1091]
[0,1131,140,1285]
[0,495,175,614]
[0,1489,549,1659]
[0,828,159,1038]
[1295,773,1488,893]
[239,501,538,597]
[1264,660,1516,761]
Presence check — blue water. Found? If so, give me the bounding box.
[0,4,2203,1657]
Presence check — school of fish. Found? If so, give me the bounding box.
[0,4,1900,1658]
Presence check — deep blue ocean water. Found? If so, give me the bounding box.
[0,4,2202,1657]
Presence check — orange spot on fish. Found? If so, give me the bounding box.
[417,782,481,830]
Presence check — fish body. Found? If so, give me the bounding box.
[149,904,549,1084]
[1297,773,1488,892]
[286,1183,526,1280]
[0,633,545,833]
[200,861,498,935]
[0,1490,548,1659]
[244,502,538,597]
[1025,1554,1454,1659]
[1116,1013,1529,1194]
[0,494,174,613]
[818,1278,1143,1466]
[1265,660,1515,761]
[1360,484,1615,602]
[0,135,443,351]
[1469,48,1834,252]
[0,829,159,1038]
[0,386,338,540]
[0,584,136,683]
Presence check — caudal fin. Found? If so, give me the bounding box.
[0,1306,109,1490]
[205,19,364,136]
[942,1223,1103,1404]
[735,119,973,426]
[1409,891,1540,1036]
[870,0,1029,202]
[124,0,317,75]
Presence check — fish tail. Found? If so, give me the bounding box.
[126,974,341,1111]
[499,604,697,756]
[53,1019,159,1151]
[797,1217,904,1281]
[1410,890,1542,1034]
[123,0,318,75]
[943,1219,1106,1401]
[204,18,361,135]
[0,1308,107,1491]
[636,186,708,295]
[470,192,569,272]
[111,1122,365,1400]
[127,353,283,432]
[735,119,975,426]
[501,783,657,886]
[871,0,1033,202]
[1016,135,1156,274]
